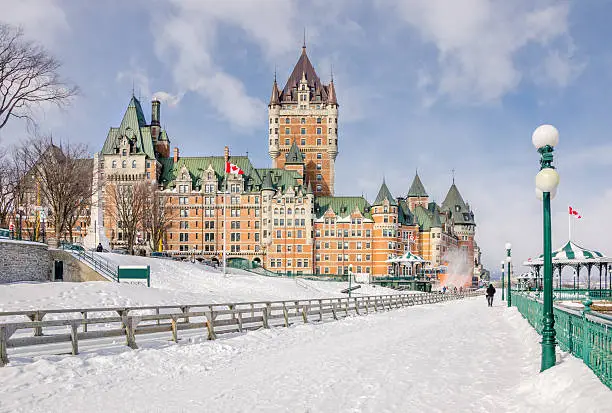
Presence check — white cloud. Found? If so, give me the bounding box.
[380,0,579,104]
[149,0,300,130]
[0,0,68,46]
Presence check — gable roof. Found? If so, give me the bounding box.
[373,180,397,206]
[315,196,372,219]
[407,173,428,197]
[279,46,333,103]
[285,141,305,164]
[101,96,156,159]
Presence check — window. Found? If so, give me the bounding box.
[300,117,306,124]
[285,139,290,145]
[301,128,306,135]
[316,127,322,135]
[112,160,117,168]
[122,160,127,168]
[316,153,322,160]
[316,174,322,181]
[316,185,322,191]
[285,128,290,134]
[285,117,290,124]
[275,118,278,124]
[180,209,188,217]
[122,149,127,156]
[316,163,322,170]
[317,138,322,145]
[316,117,321,124]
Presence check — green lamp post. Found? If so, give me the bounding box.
[533,124,560,372]
[501,261,505,300]
[506,243,512,307]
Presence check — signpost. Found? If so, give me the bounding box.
[117,265,151,287]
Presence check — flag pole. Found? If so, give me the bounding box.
[568,207,571,241]
[223,146,229,277]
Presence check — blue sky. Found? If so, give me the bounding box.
[2,0,612,274]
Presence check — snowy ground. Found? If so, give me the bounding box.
[0,298,609,413]
[0,253,401,314]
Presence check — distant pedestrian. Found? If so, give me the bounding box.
[486,284,496,307]
[96,243,103,252]
[442,286,447,294]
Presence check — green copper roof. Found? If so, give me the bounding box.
[101,96,156,159]
[315,196,372,219]
[413,205,433,231]
[431,209,442,228]
[373,180,397,206]
[285,141,305,164]
[407,173,428,197]
[441,183,475,225]
[398,199,414,225]
[261,171,274,190]
[159,156,259,190]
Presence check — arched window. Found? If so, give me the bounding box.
[301,208,306,214]
[122,160,127,168]
[112,160,117,169]
[274,208,279,215]
[287,208,292,215]
[132,160,136,168]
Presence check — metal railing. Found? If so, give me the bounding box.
[0,290,482,366]
[71,250,118,281]
[512,291,611,389]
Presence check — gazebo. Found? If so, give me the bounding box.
[523,241,612,294]
[385,251,429,277]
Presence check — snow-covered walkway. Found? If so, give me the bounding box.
[1,297,610,413]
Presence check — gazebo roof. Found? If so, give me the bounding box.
[523,241,608,266]
[386,251,427,263]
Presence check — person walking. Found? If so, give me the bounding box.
[486,283,496,307]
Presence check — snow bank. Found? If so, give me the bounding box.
[0,254,402,313]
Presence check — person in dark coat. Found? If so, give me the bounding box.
[96,243,103,252]
[486,284,496,307]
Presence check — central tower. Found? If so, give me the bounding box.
[268,45,338,196]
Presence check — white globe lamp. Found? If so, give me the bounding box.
[532,124,559,149]
[535,168,560,193]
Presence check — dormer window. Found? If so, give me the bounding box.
[131,160,136,168]
[122,149,127,156]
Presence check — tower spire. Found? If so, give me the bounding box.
[303,27,306,51]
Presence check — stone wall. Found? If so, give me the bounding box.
[0,239,50,283]
[48,250,108,282]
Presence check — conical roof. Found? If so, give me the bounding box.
[282,46,322,95]
[306,181,313,195]
[269,79,280,105]
[373,180,397,206]
[285,141,304,164]
[120,95,147,131]
[407,173,428,197]
[327,80,337,105]
[441,183,474,225]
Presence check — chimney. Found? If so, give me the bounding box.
[224,146,229,162]
[173,147,179,163]
[151,99,160,141]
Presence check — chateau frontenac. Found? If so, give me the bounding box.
[90,45,482,278]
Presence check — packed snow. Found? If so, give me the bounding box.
[0,253,402,313]
[0,298,610,412]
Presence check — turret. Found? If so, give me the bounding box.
[268,77,281,165]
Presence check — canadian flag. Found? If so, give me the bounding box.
[569,206,582,219]
[225,161,244,175]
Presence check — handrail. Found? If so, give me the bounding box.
[512,291,612,389]
[0,290,482,366]
[70,250,118,281]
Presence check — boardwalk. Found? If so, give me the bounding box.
[0,297,610,413]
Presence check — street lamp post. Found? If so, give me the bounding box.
[533,124,560,372]
[506,243,512,307]
[501,261,505,300]
[348,264,353,298]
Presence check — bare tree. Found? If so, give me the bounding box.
[0,147,14,227]
[105,181,148,255]
[22,137,93,245]
[0,23,79,130]
[143,182,172,252]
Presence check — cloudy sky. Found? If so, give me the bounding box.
[1,0,611,275]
